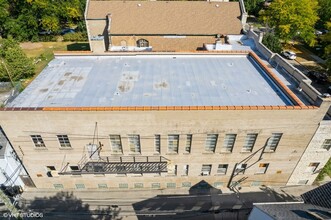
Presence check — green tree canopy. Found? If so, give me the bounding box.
[0,38,35,82]
[321,21,331,73]
[317,0,331,28]
[262,32,282,53]
[259,0,319,46]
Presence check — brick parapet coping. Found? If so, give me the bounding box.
[3,51,316,112]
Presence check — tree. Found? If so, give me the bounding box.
[244,0,265,16]
[259,0,319,46]
[317,0,331,28]
[321,21,331,73]
[262,32,282,53]
[0,38,35,82]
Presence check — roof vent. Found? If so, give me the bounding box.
[137,3,141,7]
[215,4,219,8]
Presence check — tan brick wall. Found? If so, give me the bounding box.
[0,109,326,189]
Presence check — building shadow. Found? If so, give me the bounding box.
[132,181,301,220]
[67,43,90,51]
[20,191,121,220]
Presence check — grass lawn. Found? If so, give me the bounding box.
[20,41,89,87]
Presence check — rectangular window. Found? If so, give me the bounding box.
[183,165,189,176]
[235,164,247,174]
[46,166,56,177]
[321,139,331,151]
[168,135,179,153]
[242,133,258,152]
[265,133,282,152]
[214,182,224,188]
[256,163,269,174]
[168,165,177,175]
[109,135,122,153]
[205,134,218,152]
[306,163,319,173]
[98,184,108,189]
[222,134,236,152]
[128,134,141,153]
[134,183,144,188]
[201,164,212,176]
[57,135,71,148]
[217,164,228,175]
[298,180,308,185]
[182,182,191,187]
[166,183,176,188]
[70,166,80,171]
[251,181,261,187]
[185,134,192,153]
[31,135,46,148]
[151,183,160,189]
[54,184,64,189]
[155,134,161,153]
[75,184,85,189]
[119,183,128,189]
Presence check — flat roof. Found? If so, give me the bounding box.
[87,1,242,35]
[9,54,296,108]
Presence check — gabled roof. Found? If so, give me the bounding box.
[86,1,242,35]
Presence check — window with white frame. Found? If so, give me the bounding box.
[168,165,177,175]
[128,134,141,153]
[183,165,189,176]
[265,133,282,152]
[256,163,269,174]
[205,134,218,152]
[155,134,161,153]
[235,163,247,174]
[242,133,258,152]
[305,163,319,173]
[222,134,236,152]
[217,164,228,175]
[57,135,71,148]
[185,134,192,153]
[168,135,179,153]
[321,139,331,151]
[109,135,122,153]
[31,135,46,148]
[201,164,212,176]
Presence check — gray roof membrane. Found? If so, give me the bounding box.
[9,54,295,108]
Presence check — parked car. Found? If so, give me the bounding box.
[38,30,52,35]
[306,71,328,83]
[281,51,297,60]
[60,28,75,35]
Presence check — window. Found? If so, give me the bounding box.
[222,134,236,152]
[185,134,192,153]
[31,135,46,148]
[75,184,85,189]
[201,164,212,176]
[168,165,177,175]
[167,183,176,188]
[46,166,56,177]
[70,166,80,171]
[205,134,218,152]
[265,133,282,152]
[217,164,228,175]
[54,184,64,189]
[168,135,179,153]
[298,180,308,185]
[98,184,108,189]
[251,181,261,186]
[137,39,149,47]
[109,135,122,153]
[321,139,331,151]
[155,135,161,153]
[128,134,141,153]
[242,133,258,152]
[182,182,191,187]
[235,163,247,174]
[183,165,189,176]
[151,183,160,189]
[256,163,269,174]
[57,135,71,148]
[306,163,319,173]
[119,183,128,189]
[134,183,144,188]
[214,182,224,188]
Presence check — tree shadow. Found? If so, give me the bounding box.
[67,43,90,51]
[259,185,298,202]
[21,191,121,220]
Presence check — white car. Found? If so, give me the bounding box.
[282,51,297,60]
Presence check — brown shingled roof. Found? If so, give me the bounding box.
[87,1,242,35]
